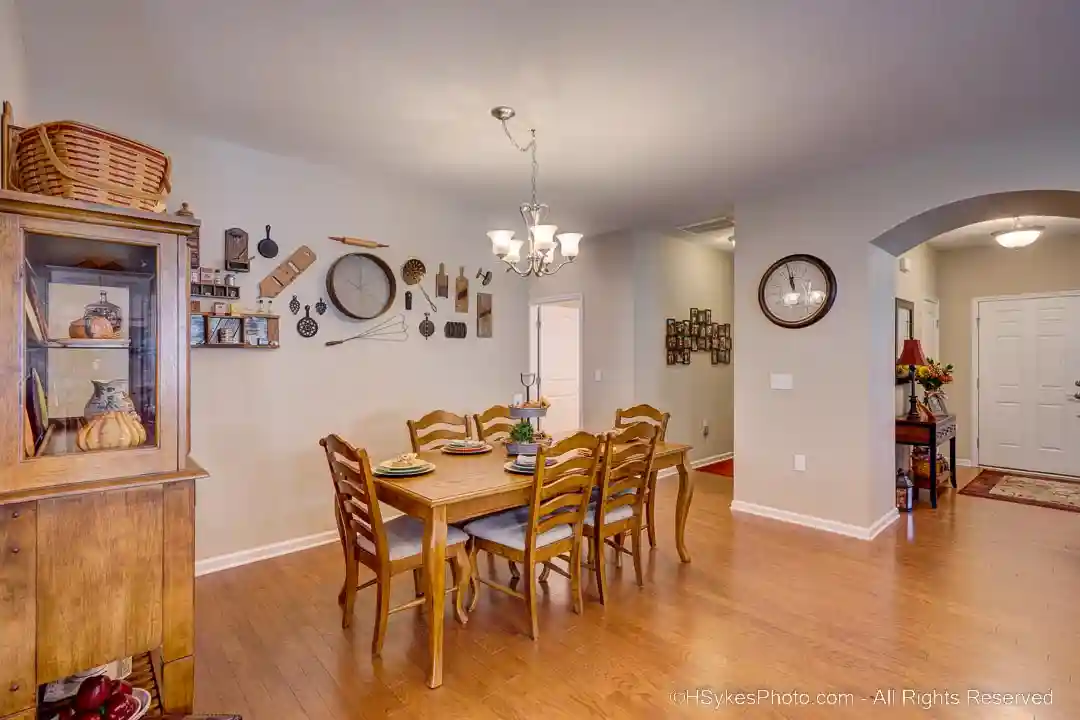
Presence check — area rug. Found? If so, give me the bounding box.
[959,469,1080,513]
[699,458,734,476]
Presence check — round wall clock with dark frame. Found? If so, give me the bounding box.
[757,253,837,329]
[326,252,397,320]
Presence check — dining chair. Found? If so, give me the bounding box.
[319,434,471,656]
[407,409,471,452]
[614,404,670,549]
[463,431,602,640]
[586,422,659,603]
[472,405,515,444]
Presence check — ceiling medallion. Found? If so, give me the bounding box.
[486,106,582,278]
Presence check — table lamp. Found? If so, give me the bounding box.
[896,338,927,421]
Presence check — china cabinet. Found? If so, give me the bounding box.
[0,190,206,719]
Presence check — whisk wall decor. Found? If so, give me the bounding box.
[324,314,409,346]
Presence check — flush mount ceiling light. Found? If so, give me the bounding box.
[487,106,581,278]
[992,218,1044,248]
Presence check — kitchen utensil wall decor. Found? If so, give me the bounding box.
[225,228,250,272]
[405,291,413,310]
[325,314,408,345]
[477,292,493,338]
[326,252,396,320]
[476,268,493,286]
[257,224,279,258]
[315,298,327,315]
[436,263,449,298]
[329,235,389,249]
[297,305,319,338]
[402,258,438,312]
[289,294,300,315]
[455,266,469,312]
[258,245,316,298]
[444,321,468,338]
[419,313,435,339]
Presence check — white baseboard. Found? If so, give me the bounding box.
[730,501,899,541]
[955,458,973,467]
[658,451,733,478]
[195,530,339,577]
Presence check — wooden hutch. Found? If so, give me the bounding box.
[0,190,206,719]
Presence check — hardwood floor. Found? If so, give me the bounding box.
[193,468,1080,718]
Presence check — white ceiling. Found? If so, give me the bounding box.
[18,0,1080,234]
[926,216,1080,250]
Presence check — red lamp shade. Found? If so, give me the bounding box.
[896,338,927,367]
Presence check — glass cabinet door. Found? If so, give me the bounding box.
[23,232,157,457]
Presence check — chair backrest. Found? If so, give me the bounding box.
[319,434,387,568]
[526,431,602,552]
[615,404,670,441]
[596,422,659,525]
[472,405,514,443]
[406,409,471,452]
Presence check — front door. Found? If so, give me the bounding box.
[978,295,1080,475]
[530,300,582,436]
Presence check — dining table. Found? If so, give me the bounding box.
[373,440,694,688]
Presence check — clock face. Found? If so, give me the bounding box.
[326,253,397,320]
[757,254,836,328]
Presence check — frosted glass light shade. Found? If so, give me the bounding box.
[994,228,1041,248]
[488,229,515,256]
[531,224,558,253]
[556,232,582,258]
[505,239,524,263]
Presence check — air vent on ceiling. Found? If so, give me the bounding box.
[677,216,735,235]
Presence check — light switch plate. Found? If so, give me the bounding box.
[794,454,806,472]
[594,369,603,382]
[770,373,794,390]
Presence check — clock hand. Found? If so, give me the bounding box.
[786,264,795,291]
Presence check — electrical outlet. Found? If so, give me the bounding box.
[702,419,709,437]
[794,454,806,472]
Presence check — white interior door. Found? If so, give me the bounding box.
[978,296,1080,475]
[920,298,940,361]
[530,299,582,436]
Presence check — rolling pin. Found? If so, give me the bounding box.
[329,236,389,249]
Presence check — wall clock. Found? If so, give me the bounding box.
[757,253,837,328]
[326,252,397,320]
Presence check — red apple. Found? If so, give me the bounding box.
[104,693,140,720]
[109,679,134,697]
[74,675,112,710]
[74,711,101,720]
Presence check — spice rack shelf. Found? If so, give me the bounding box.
[190,312,280,349]
[190,282,240,300]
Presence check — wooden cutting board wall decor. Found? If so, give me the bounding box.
[224,228,250,272]
[455,266,469,312]
[436,263,449,298]
[258,245,317,298]
[477,292,493,338]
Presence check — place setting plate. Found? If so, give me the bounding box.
[441,439,493,455]
[374,453,436,478]
[503,455,558,475]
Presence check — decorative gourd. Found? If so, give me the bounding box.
[76,411,146,451]
[69,315,117,339]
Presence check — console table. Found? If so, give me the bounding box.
[895,413,957,508]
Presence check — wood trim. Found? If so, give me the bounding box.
[0,502,36,717]
[160,656,195,714]
[0,460,207,505]
[0,190,199,236]
[162,479,195,661]
[0,214,21,478]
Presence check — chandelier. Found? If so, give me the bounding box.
[992,217,1043,248]
[487,106,582,277]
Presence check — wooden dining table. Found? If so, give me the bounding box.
[373,441,693,688]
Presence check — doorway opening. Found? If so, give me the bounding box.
[529,295,583,437]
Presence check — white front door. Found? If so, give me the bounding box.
[530,300,582,436]
[978,295,1080,475]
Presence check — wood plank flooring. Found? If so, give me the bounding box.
[193,468,1080,718]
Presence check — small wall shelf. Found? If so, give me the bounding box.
[191,312,279,349]
[190,282,239,299]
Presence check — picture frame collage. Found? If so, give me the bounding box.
[665,308,733,366]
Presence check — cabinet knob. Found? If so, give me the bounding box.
[10,511,19,519]
[10,546,19,555]
[8,682,18,692]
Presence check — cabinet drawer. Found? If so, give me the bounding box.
[0,502,36,717]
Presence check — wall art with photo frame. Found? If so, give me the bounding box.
[667,310,732,366]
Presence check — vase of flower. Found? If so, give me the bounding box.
[915,358,954,416]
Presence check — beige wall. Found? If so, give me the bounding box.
[936,232,1080,458]
[0,0,27,116]
[31,94,531,562]
[894,243,938,416]
[528,231,734,462]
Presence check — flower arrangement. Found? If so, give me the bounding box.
[915,358,954,398]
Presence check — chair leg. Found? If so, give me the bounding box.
[646,472,658,548]
[594,533,608,606]
[523,560,540,640]
[412,567,424,598]
[613,532,625,568]
[631,527,645,588]
[570,539,583,614]
[372,572,390,657]
[467,542,481,612]
[539,564,551,583]
[508,560,520,579]
[341,553,358,629]
[450,547,471,625]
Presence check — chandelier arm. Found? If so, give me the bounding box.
[500,257,533,277]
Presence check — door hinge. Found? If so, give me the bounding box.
[977,437,980,449]
[976,377,980,390]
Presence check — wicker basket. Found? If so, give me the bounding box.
[10,119,171,212]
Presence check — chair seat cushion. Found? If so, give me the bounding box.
[359,515,468,561]
[584,503,634,527]
[463,508,572,551]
